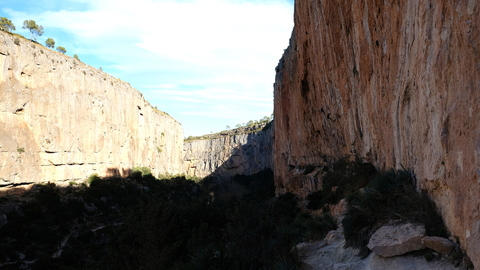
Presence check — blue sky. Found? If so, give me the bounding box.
[0,0,294,137]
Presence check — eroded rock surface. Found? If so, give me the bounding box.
[274,1,479,266]
[0,32,184,188]
[422,236,456,255]
[367,223,425,257]
[183,123,273,179]
[299,228,465,270]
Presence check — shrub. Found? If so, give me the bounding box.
[157,171,174,180]
[307,155,376,210]
[132,166,152,177]
[294,212,336,241]
[185,175,203,182]
[342,169,447,257]
[86,173,101,185]
[56,46,66,54]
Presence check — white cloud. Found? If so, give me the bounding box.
[135,1,292,67]
[151,87,268,106]
[2,0,293,136]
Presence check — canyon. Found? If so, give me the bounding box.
[273,1,479,268]
[0,0,479,267]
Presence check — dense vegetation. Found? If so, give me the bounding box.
[0,156,468,269]
[306,155,377,210]
[342,169,448,258]
[0,169,335,270]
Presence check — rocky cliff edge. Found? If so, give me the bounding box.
[0,31,184,191]
[183,122,273,180]
[274,1,479,267]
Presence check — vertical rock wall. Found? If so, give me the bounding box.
[274,1,479,267]
[0,32,184,188]
[184,124,273,180]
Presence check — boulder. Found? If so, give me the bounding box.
[297,227,464,270]
[367,223,425,257]
[421,236,456,255]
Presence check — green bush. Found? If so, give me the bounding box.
[132,166,152,176]
[86,173,101,185]
[157,171,174,179]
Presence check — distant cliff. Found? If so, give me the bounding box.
[274,1,479,267]
[184,122,273,180]
[0,31,184,190]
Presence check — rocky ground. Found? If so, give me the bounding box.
[298,226,471,270]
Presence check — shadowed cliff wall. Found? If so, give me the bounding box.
[0,32,184,189]
[184,123,273,180]
[274,1,479,267]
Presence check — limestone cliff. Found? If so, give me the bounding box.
[184,123,273,180]
[274,1,479,267]
[0,31,184,190]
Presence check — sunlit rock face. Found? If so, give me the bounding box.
[273,1,479,267]
[0,31,184,188]
[183,124,273,180]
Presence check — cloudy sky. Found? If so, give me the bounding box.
[0,0,294,136]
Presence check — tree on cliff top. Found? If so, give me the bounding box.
[22,20,43,41]
[0,17,16,32]
[45,38,55,48]
[56,46,66,54]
